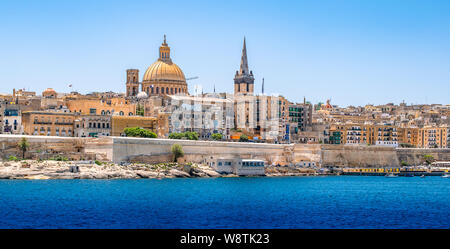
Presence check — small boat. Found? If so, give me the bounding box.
[385,173,398,178]
[420,174,426,178]
[442,174,450,178]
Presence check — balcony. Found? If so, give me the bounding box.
[34,121,52,125]
[55,122,74,125]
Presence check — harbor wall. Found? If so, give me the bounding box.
[111,137,289,164]
[320,145,399,168]
[396,148,450,166]
[0,135,96,160]
[1,135,449,167]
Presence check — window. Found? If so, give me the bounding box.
[119,111,124,116]
[90,108,97,115]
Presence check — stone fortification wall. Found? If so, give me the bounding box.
[2,135,448,168]
[0,135,96,161]
[396,148,450,165]
[321,145,400,168]
[111,137,288,164]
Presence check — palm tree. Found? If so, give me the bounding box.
[18,137,30,159]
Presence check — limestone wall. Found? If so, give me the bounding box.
[2,135,448,168]
[396,148,450,165]
[321,145,400,168]
[0,135,95,161]
[111,137,288,164]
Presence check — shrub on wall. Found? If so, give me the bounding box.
[211,133,222,141]
[239,134,249,142]
[124,127,157,138]
[168,132,199,140]
[423,154,434,165]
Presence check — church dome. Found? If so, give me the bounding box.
[140,35,189,96]
[142,60,186,83]
[136,91,148,99]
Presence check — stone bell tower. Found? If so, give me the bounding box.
[234,37,254,96]
[126,69,140,97]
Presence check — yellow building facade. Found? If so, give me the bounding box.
[329,123,398,146]
[111,116,157,137]
[65,97,136,116]
[397,127,419,147]
[418,125,449,148]
[22,111,75,137]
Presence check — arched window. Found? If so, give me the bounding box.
[101,110,105,115]
[151,87,154,94]
[156,87,159,94]
[170,88,173,94]
[161,87,164,94]
[119,111,124,116]
[128,112,133,116]
[166,87,169,94]
[175,88,177,94]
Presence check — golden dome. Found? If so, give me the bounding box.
[142,35,186,84]
[142,60,186,83]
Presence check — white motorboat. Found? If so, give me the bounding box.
[385,173,398,178]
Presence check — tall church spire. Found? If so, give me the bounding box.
[234,37,255,96]
[239,37,249,75]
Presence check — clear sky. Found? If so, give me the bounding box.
[1,0,449,107]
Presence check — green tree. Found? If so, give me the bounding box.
[171,144,184,162]
[124,127,157,138]
[239,134,249,142]
[423,154,434,165]
[168,132,199,140]
[18,137,30,159]
[211,133,222,141]
[401,161,408,166]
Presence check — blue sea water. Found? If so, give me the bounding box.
[0,176,449,229]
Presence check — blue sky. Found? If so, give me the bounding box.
[1,0,449,106]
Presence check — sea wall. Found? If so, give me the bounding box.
[321,145,400,168]
[111,137,289,164]
[1,135,448,168]
[0,135,96,161]
[396,148,450,165]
